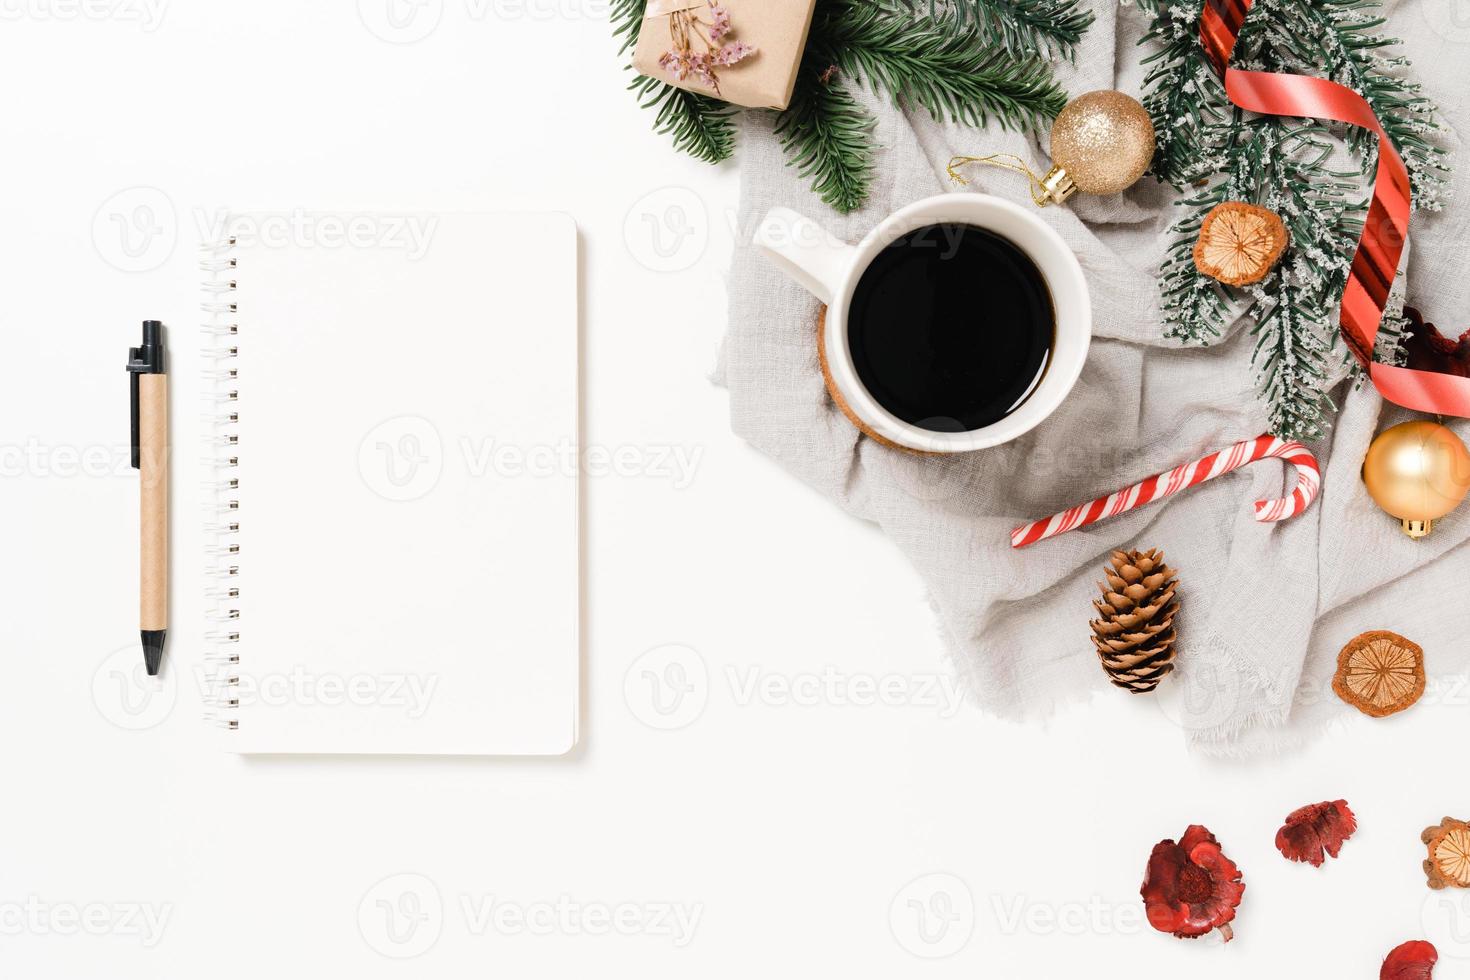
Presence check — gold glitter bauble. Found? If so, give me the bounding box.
[1046,90,1155,198]
[1362,420,1470,538]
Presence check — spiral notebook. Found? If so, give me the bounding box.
[201,211,579,755]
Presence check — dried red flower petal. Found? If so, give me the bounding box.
[1140,825,1245,942]
[1403,306,1470,378]
[1382,940,1438,980]
[1275,800,1357,867]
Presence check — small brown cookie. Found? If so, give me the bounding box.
[1192,201,1288,286]
[1331,630,1426,718]
[1422,817,1470,889]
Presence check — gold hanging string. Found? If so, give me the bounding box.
[946,154,1052,207]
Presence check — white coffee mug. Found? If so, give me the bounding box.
[754,194,1091,453]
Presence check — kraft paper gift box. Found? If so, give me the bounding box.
[631,0,818,111]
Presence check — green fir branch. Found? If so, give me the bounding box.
[1249,258,1337,438]
[776,68,877,213]
[881,0,1094,59]
[629,76,739,164]
[610,0,645,54]
[807,0,1068,130]
[1136,0,1230,186]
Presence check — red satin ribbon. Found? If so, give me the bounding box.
[1200,0,1470,417]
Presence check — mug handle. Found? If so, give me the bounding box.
[754,207,856,307]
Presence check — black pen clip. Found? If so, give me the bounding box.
[127,320,166,470]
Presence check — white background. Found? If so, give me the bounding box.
[2,1,1469,976]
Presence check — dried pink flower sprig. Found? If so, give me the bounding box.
[656,1,756,96]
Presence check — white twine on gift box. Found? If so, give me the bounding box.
[645,0,705,15]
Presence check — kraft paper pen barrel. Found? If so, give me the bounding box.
[127,320,168,676]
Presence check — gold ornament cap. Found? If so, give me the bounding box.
[1047,90,1155,198]
[1040,165,1077,205]
[1361,420,1470,538]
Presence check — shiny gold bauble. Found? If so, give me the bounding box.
[1362,421,1470,538]
[1043,90,1155,202]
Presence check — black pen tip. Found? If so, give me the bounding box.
[142,630,166,676]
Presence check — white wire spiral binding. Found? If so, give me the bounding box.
[201,237,240,731]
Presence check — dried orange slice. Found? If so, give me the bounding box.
[1192,201,1288,286]
[1332,630,1425,718]
[1422,817,1470,889]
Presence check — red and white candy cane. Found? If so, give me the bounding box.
[1010,434,1320,549]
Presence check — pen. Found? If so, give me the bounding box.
[127,320,168,676]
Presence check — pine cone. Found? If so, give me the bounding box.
[1089,548,1179,693]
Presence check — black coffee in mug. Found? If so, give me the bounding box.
[847,222,1054,433]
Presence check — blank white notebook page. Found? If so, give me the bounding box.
[212,211,578,754]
